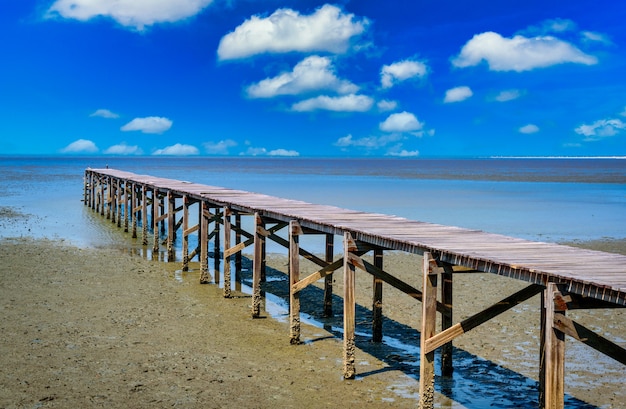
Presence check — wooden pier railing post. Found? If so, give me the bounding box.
[222,207,232,298]
[252,213,264,317]
[289,220,302,344]
[324,233,334,317]
[343,232,357,379]
[544,283,565,409]
[372,248,384,342]
[419,252,438,409]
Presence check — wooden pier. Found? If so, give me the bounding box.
[84,168,626,409]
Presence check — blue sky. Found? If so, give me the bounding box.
[1,0,625,157]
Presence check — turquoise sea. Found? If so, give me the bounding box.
[1,156,624,246]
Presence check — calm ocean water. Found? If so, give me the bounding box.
[0,156,625,246]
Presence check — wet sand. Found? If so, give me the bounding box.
[1,210,625,408]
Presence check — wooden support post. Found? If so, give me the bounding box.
[222,207,232,298]
[441,264,454,377]
[99,179,105,216]
[261,218,267,282]
[289,220,302,344]
[544,283,565,409]
[182,195,189,271]
[419,252,438,409]
[235,214,242,274]
[106,178,111,220]
[323,234,334,317]
[200,201,210,284]
[116,180,122,228]
[252,212,264,317]
[124,182,130,232]
[213,208,221,281]
[372,248,384,342]
[167,192,175,262]
[343,232,357,380]
[131,184,138,238]
[110,179,117,224]
[152,188,160,255]
[160,196,166,235]
[141,185,148,246]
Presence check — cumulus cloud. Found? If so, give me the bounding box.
[153,143,199,155]
[519,124,540,134]
[387,148,419,157]
[104,142,143,155]
[217,4,368,60]
[444,86,473,103]
[379,111,423,133]
[268,149,299,157]
[246,56,357,98]
[377,100,398,112]
[452,31,597,72]
[575,119,626,141]
[121,116,173,134]
[495,89,522,102]
[521,18,578,36]
[380,59,428,88]
[203,139,237,155]
[90,108,119,118]
[292,94,373,112]
[334,134,402,149]
[60,139,98,153]
[46,0,214,30]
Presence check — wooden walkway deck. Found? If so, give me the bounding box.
[84,168,626,409]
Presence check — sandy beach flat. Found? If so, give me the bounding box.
[1,217,625,408]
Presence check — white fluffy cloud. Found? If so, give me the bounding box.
[90,108,119,118]
[268,149,299,157]
[380,59,428,88]
[60,139,98,153]
[495,89,522,102]
[519,124,540,134]
[217,5,368,60]
[575,119,626,141]
[292,94,373,112]
[379,111,423,133]
[377,99,398,111]
[153,143,199,155]
[452,31,597,72]
[334,134,402,149]
[46,0,213,30]
[203,139,237,155]
[387,149,419,157]
[104,143,143,155]
[121,116,173,134]
[246,56,358,98]
[444,86,473,103]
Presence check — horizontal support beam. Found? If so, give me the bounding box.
[423,284,544,354]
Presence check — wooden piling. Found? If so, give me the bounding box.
[544,283,565,409]
[182,195,190,271]
[252,212,264,317]
[223,207,232,298]
[167,191,175,262]
[419,252,438,409]
[343,232,357,380]
[441,263,454,376]
[289,220,302,344]
[372,248,384,342]
[323,233,334,317]
[200,201,210,284]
